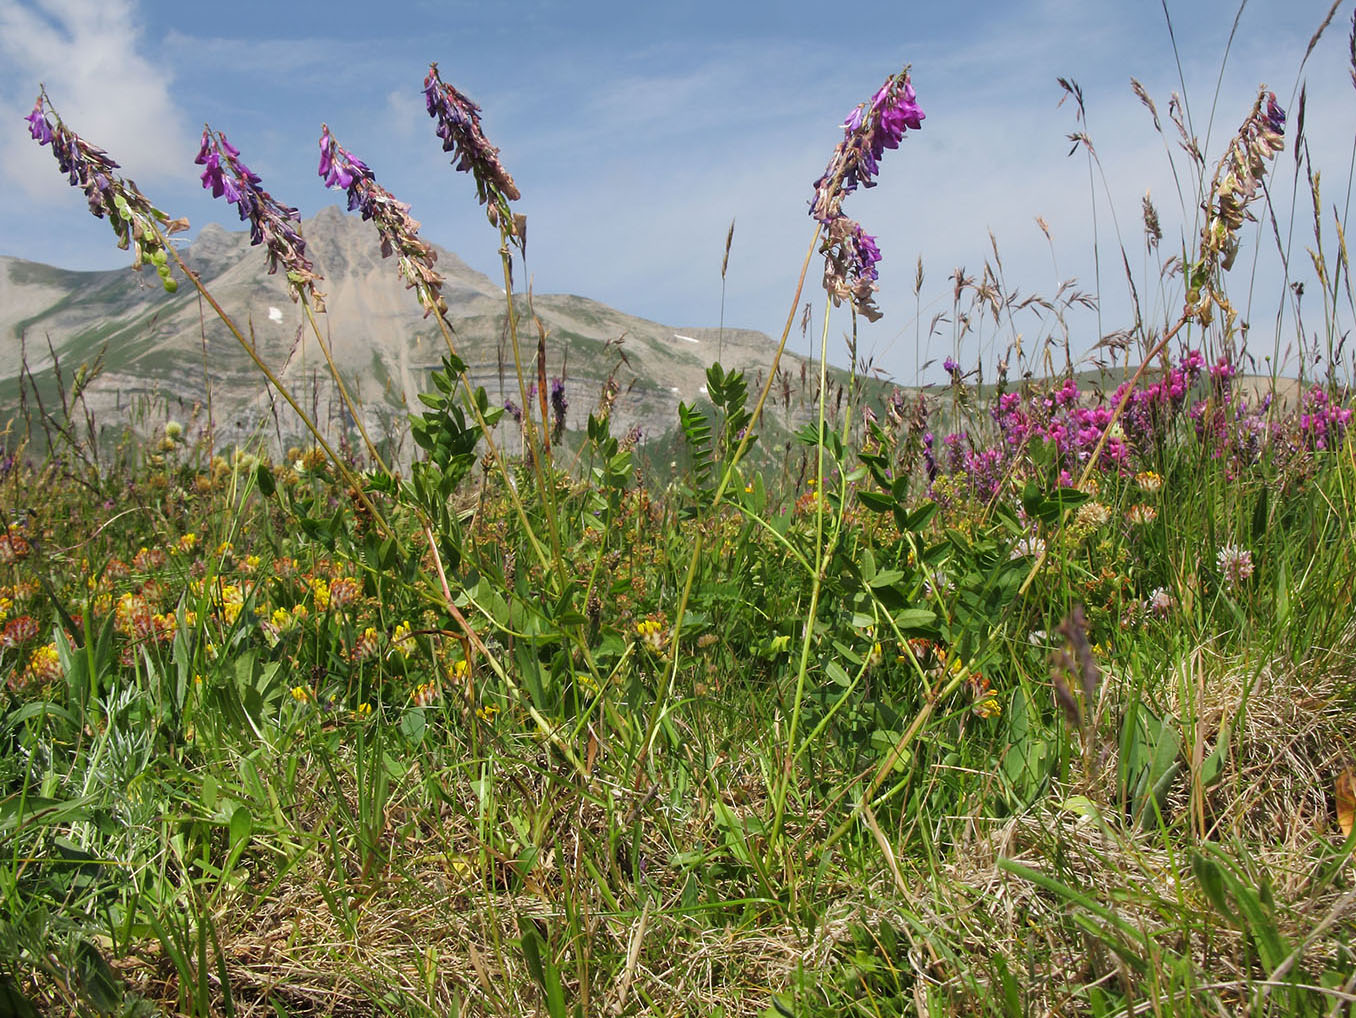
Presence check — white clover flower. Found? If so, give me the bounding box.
[1216,545,1254,591]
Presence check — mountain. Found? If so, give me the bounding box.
[0,206,833,462]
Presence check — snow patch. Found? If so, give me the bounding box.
[268,306,283,323]
[674,334,699,344]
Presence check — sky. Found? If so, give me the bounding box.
[1,0,1353,384]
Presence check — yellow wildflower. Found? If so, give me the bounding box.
[973,696,1002,719]
[636,618,668,652]
[390,620,414,657]
[26,643,62,683]
[217,584,244,625]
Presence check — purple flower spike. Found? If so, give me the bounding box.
[23,90,186,291]
[423,63,525,248]
[811,67,924,322]
[197,125,323,309]
[317,124,448,317]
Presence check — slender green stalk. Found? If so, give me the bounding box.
[495,245,566,586]
[818,666,968,855]
[769,296,834,853]
[423,274,553,576]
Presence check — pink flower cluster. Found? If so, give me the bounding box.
[991,373,1144,471]
[1299,386,1353,450]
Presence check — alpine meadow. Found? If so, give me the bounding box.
[5,6,1356,1017]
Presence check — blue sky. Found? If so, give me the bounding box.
[1,0,1352,382]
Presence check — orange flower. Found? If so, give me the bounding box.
[328,577,363,607]
[132,546,167,571]
[2,615,40,647]
[0,527,30,563]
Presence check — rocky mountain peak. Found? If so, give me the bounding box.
[2,212,819,461]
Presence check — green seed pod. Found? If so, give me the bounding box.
[162,277,178,293]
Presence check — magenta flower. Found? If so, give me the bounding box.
[812,70,925,224]
[318,126,363,191]
[196,126,322,308]
[1263,94,1286,135]
[811,67,924,321]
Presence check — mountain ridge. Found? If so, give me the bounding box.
[0,206,821,460]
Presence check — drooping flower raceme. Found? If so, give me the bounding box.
[24,91,186,292]
[318,124,449,317]
[195,126,323,308]
[811,68,924,321]
[423,63,525,248]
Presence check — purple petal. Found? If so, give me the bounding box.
[25,103,53,145]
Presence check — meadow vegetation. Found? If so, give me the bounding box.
[3,13,1356,1018]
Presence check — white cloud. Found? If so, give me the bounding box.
[506,2,1356,381]
[0,0,194,200]
[384,89,420,139]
